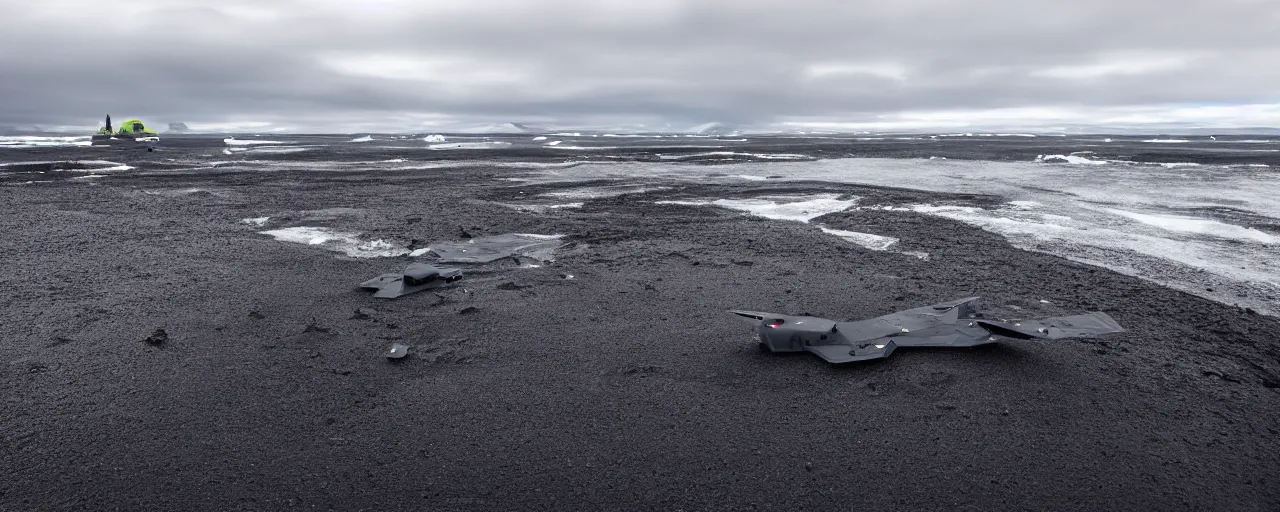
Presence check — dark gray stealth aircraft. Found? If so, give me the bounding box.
[731,297,1123,363]
[360,263,463,299]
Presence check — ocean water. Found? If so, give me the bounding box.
[2,131,1276,313]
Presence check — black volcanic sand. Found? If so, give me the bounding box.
[2,154,1279,511]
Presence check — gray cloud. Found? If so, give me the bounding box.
[3,0,1279,131]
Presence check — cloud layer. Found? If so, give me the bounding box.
[4,0,1279,132]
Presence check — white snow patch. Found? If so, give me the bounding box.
[819,227,899,250]
[1104,209,1277,244]
[409,248,431,257]
[70,174,107,180]
[735,175,770,181]
[656,194,858,223]
[512,233,566,240]
[544,185,674,199]
[533,136,548,141]
[350,135,373,142]
[545,140,562,146]
[259,227,409,258]
[241,216,271,226]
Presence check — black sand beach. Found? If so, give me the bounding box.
[2,139,1279,510]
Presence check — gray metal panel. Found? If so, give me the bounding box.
[730,296,1123,364]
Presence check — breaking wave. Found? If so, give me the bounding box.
[0,136,93,148]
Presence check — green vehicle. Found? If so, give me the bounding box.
[91,114,159,148]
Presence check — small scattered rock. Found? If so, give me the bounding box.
[143,328,168,346]
[332,368,352,376]
[732,260,754,267]
[302,322,331,334]
[1202,370,1243,383]
[459,306,479,315]
[248,311,265,320]
[349,308,375,321]
[497,281,531,291]
[386,344,409,360]
[47,337,74,348]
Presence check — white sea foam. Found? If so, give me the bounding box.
[428,142,512,150]
[735,175,770,181]
[1154,162,1201,168]
[533,136,548,141]
[70,174,107,180]
[240,216,270,226]
[1104,209,1276,244]
[545,140,562,146]
[248,147,312,154]
[1036,154,1108,165]
[819,227,899,250]
[91,164,134,172]
[259,227,409,258]
[224,138,285,146]
[1142,139,1190,143]
[423,134,447,142]
[545,145,619,151]
[0,135,93,148]
[350,135,373,142]
[657,152,811,161]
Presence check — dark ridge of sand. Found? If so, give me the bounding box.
[1,158,1278,511]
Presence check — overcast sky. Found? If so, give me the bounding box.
[3,0,1279,132]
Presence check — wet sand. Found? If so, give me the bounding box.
[2,150,1278,510]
